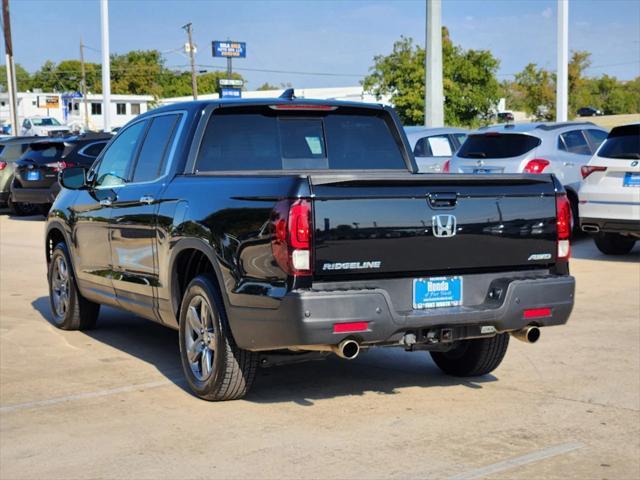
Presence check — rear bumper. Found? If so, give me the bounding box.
[10,183,60,204]
[581,217,640,235]
[230,274,575,351]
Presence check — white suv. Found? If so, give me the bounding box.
[579,123,640,255]
[20,117,70,137]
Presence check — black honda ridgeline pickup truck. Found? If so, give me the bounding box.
[45,95,575,401]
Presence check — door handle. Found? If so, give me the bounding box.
[140,195,155,205]
[99,198,112,206]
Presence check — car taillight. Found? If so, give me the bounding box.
[442,159,450,173]
[271,198,313,276]
[0,161,7,170]
[524,158,550,174]
[45,160,75,172]
[581,165,607,179]
[556,194,571,261]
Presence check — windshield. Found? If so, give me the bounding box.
[31,118,62,127]
[598,125,640,159]
[458,133,541,159]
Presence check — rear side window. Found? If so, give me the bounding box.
[598,125,640,159]
[559,130,591,155]
[585,129,608,150]
[457,134,540,159]
[132,114,180,182]
[82,142,108,158]
[196,108,406,171]
[414,135,453,157]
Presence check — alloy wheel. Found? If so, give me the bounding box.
[184,294,217,381]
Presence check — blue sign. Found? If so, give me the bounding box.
[220,87,242,98]
[212,41,246,58]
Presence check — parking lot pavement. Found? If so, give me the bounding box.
[0,212,638,480]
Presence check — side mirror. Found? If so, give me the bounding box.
[59,166,88,190]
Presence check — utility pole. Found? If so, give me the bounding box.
[2,0,19,136]
[226,38,232,79]
[100,0,111,132]
[79,37,89,129]
[425,0,444,127]
[182,22,198,100]
[556,0,569,122]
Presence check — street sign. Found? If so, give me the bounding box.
[219,78,244,87]
[220,87,242,98]
[212,41,246,58]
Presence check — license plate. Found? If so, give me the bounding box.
[413,276,463,309]
[26,171,40,181]
[623,172,640,187]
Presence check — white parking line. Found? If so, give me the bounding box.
[0,378,180,414]
[448,442,585,480]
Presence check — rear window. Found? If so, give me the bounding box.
[414,135,454,157]
[24,143,66,163]
[195,107,406,171]
[598,125,640,159]
[458,133,541,159]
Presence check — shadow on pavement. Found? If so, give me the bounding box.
[32,296,497,405]
[571,237,640,263]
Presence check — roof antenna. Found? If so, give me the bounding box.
[279,88,295,100]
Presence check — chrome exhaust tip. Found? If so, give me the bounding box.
[581,224,600,233]
[511,326,541,344]
[333,339,360,360]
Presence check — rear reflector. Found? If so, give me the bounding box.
[523,307,551,319]
[333,322,369,333]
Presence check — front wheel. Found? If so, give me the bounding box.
[430,334,509,377]
[48,243,100,330]
[178,274,258,401]
[594,233,636,255]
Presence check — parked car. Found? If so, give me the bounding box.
[449,122,608,227]
[0,136,39,213]
[497,112,515,122]
[579,123,640,254]
[46,96,575,401]
[576,107,603,117]
[404,126,467,172]
[10,133,111,214]
[19,116,71,137]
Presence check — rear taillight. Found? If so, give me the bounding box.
[0,161,7,170]
[556,194,571,261]
[442,159,450,173]
[45,160,75,172]
[581,165,607,179]
[271,198,313,276]
[524,158,550,174]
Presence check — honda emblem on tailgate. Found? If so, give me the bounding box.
[432,215,457,238]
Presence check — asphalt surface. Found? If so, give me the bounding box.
[1,212,639,480]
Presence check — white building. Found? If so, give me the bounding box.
[160,86,391,106]
[0,91,153,132]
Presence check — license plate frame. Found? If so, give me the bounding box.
[413,276,463,309]
[26,171,40,181]
[623,172,640,187]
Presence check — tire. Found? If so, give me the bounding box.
[594,233,636,255]
[178,274,258,401]
[430,333,509,377]
[568,194,580,236]
[48,242,100,330]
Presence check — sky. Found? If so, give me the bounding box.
[7,0,640,90]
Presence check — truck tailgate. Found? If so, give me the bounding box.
[311,173,559,278]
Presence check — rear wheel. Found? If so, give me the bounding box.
[178,274,258,401]
[594,233,636,255]
[48,242,100,330]
[430,334,509,377]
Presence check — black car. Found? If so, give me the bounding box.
[576,107,603,117]
[46,96,575,401]
[10,133,112,214]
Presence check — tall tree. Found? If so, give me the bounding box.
[513,63,555,119]
[362,29,501,126]
[0,63,32,91]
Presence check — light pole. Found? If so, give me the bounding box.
[556,0,569,122]
[100,0,111,132]
[425,0,444,127]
